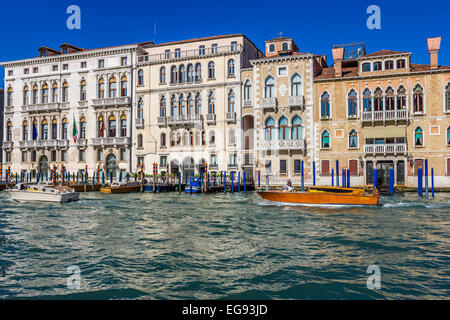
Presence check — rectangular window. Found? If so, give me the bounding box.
[278,67,287,76]
[199,45,205,55]
[97,149,103,161]
[121,57,127,66]
[165,50,171,59]
[349,160,358,176]
[61,150,67,162]
[120,149,126,161]
[6,152,11,163]
[98,59,105,68]
[22,151,28,162]
[160,156,167,167]
[81,61,87,68]
[24,68,29,75]
[52,65,58,71]
[210,154,217,166]
[51,150,57,162]
[362,63,371,72]
[79,150,85,161]
[63,64,69,70]
[280,160,287,175]
[321,160,330,176]
[8,70,13,76]
[211,44,218,54]
[231,41,238,51]
[175,48,181,58]
[31,151,37,162]
[294,160,301,174]
[137,157,144,167]
[33,67,38,73]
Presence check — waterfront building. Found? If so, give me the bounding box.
[313,37,450,187]
[1,41,153,179]
[0,88,3,164]
[243,37,326,185]
[134,34,262,181]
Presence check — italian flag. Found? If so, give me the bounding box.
[73,117,78,143]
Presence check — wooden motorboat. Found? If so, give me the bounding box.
[100,181,141,194]
[68,183,102,192]
[257,186,380,206]
[6,183,80,204]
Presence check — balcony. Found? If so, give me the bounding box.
[226,112,237,123]
[3,141,13,149]
[167,114,202,126]
[4,106,14,114]
[19,140,70,149]
[364,143,407,156]
[76,139,88,147]
[136,118,144,128]
[227,164,238,170]
[206,114,216,124]
[209,163,218,170]
[261,97,277,111]
[91,137,131,147]
[259,139,306,153]
[78,101,88,108]
[362,110,409,124]
[243,153,256,166]
[243,100,252,107]
[22,102,70,114]
[92,97,131,108]
[157,117,166,127]
[288,96,305,110]
[137,44,243,63]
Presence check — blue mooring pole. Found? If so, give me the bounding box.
[238,171,241,192]
[224,172,227,193]
[336,160,339,187]
[389,168,394,195]
[301,161,304,192]
[425,159,429,198]
[342,169,346,188]
[431,168,435,198]
[347,169,350,188]
[231,172,234,193]
[243,171,247,193]
[313,161,316,186]
[331,169,334,187]
[258,171,261,190]
[373,169,377,190]
[418,168,423,196]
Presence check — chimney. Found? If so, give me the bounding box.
[427,37,441,70]
[332,47,344,77]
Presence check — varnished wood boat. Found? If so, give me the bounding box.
[100,181,141,194]
[68,183,102,192]
[258,187,380,206]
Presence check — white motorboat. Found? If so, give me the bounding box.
[6,183,80,204]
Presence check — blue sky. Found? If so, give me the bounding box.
[1,0,449,88]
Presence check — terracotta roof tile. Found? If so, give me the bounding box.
[365,50,408,57]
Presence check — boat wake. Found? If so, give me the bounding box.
[257,200,365,209]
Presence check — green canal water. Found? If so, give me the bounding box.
[0,191,449,300]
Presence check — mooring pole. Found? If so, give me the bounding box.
[389,168,394,195]
[238,171,241,192]
[243,171,247,194]
[224,172,227,193]
[347,169,350,188]
[425,159,429,198]
[418,168,423,196]
[301,160,304,192]
[313,161,316,186]
[431,168,435,198]
[331,169,334,187]
[342,169,345,188]
[258,171,261,190]
[373,168,377,191]
[231,172,234,193]
[336,160,340,187]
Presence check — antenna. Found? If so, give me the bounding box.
[278,31,283,37]
[153,22,157,43]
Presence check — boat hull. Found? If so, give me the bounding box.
[6,190,80,203]
[257,191,380,206]
[100,185,141,194]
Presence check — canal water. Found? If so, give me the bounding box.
[0,191,449,300]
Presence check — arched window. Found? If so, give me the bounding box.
[98,78,105,98]
[138,69,144,86]
[159,67,166,83]
[269,44,275,52]
[291,116,302,140]
[349,129,358,148]
[194,63,201,81]
[109,77,117,98]
[445,83,450,112]
[161,133,166,147]
[397,86,406,110]
[31,120,38,140]
[32,85,38,104]
[179,94,186,115]
[321,92,330,118]
[228,59,235,76]
[195,132,200,145]
[414,127,423,146]
[183,131,188,146]
[228,129,235,145]
[385,87,395,111]
[138,98,144,119]
[138,134,143,148]
[208,62,215,79]
[108,115,116,137]
[291,74,302,97]
[62,82,68,102]
[98,116,105,138]
[170,66,177,83]
[6,121,12,142]
[178,65,185,83]
[348,89,357,117]
[119,115,127,137]
[374,61,382,71]
[413,84,424,113]
[6,87,13,107]
[397,59,406,69]
[228,90,235,113]
[362,63,371,72]
[80,80,87,101]
[41,119,48,140]
[22,120,29,141]
[170,133,175,147]
[321,130,330,148]
[195,93,202,115]
[51,119,58,139]
[49,83,57,103]
[23,85,29,105]
[447,126,450,146]
[244,80,252,101]
[159,97,166,117]
[120,76,128,97]
[209,130,216,145]
[282,42,289,51]
[80,117,86,139]
[187,94,194,115]
[374,88,383,112]
[265,117,276,141]
[41,83,49,104]
[61,118,68,139]
[363,89,372,112]
[208,92,215,114]
[265,76,275,98]
[171,95,177,116]
[385,60,394,70]
[278,116,289,140]
[186,64,193,82]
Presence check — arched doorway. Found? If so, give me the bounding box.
[38,156,49,180]
[106,154,118,179]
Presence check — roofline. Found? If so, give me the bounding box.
[153,34,245,48]
[250,53,314,65]
[359,52,413,60]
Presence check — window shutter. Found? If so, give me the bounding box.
[349,160,358,176]
[321,160,330,176]
[414,159,424,176]
[447,158,450,176]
